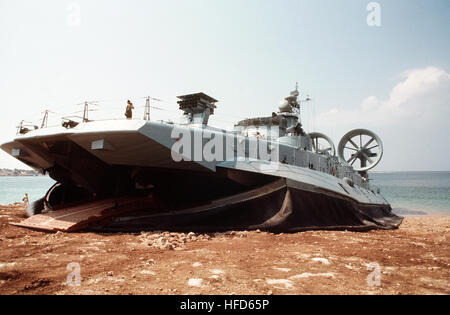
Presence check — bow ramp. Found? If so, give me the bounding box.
[11,197,153,232]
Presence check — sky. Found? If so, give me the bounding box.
[0,0,449,171]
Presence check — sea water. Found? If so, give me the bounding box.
[0,176,55,205]
[371,172,450,216]
[0,172,449,216]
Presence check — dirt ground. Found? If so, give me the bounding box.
[0,203,448,295]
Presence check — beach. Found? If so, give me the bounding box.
[0,203,448,295]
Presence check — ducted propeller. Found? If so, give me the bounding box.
[338,129,383,172]
[309,132,336,156]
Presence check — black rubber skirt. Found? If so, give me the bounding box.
[93,179,403,233]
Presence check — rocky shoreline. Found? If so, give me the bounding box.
[0,169,41,177]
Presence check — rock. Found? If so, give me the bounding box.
[210,269,225,275]
[266,279,294,290]
[289,273,335,280]
[162,244,174,251]
[311,257,331,265]
[272,267,291,272]
[140,270,156,275]
[188,278,203,287]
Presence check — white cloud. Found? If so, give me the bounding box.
[315,66,450,171]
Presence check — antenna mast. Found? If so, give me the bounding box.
[144,97,151,121]
[41,110,49,129]
[17,120,24,135]
[83,102,89,122]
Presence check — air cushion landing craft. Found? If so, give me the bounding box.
[1,85,402,232]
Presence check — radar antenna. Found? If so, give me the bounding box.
[278,83,311,115]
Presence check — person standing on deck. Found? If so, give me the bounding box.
[125,100,135,119]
